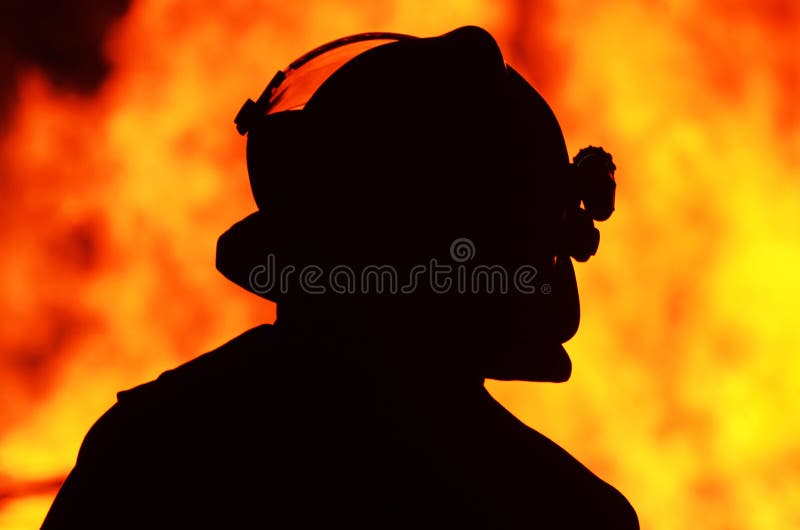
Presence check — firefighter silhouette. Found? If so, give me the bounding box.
[43,26,637,529]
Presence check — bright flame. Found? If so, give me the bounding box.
[0,1,798,529]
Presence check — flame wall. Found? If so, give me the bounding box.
[1,1,798,528]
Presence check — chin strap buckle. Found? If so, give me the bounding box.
[560,146,616,262]
[573,146,616,221]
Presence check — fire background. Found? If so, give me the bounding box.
[0,1,798,528]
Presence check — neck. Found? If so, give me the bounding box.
[274,298,486,393]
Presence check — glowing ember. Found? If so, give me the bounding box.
[0,1,798,529]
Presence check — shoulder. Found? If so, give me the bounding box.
[480,391,639,529]
[78,324,277,461]
[116,324,275,405]
[43,325,285,528]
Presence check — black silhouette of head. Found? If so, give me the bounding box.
[217,26,616,383]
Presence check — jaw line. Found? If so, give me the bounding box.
[484,342,572,383]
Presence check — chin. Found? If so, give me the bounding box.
[484,341,573,383]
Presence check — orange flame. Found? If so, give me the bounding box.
[1,1,799,529]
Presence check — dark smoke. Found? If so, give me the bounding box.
[0,0,132,122]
